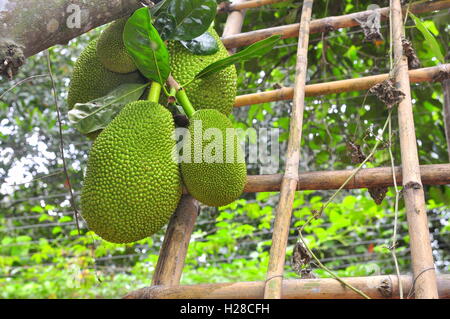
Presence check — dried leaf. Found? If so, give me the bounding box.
[355,10,383,42]
[368,186,388,205]
[347,141,367,164]
[368,79,405,109]
[402,38,421,69]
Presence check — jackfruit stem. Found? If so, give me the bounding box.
[176,88,195,118]
[147,81,161,103]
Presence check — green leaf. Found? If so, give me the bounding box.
[68,83,147,135]
[179,31,219,55]
[150,0,169,15]
[123,7,170,84]
[156,0,217,41]
[153,12,177,41]
[409,12,444,63]
[192,35,281,81]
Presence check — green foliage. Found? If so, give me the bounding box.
[68,83,148,135]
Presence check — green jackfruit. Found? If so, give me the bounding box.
[81,101,182,243]
[97,18,137,74]
[180,109,247,207]
[168,28,237,115]
[67,39,144,109]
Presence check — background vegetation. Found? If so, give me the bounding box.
[0,0,449,298]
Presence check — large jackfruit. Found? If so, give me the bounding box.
[168,28,237,115]
[81,101,182,243]
[97,18,137,74]
[180,109,247,207]
[67,39,144,109]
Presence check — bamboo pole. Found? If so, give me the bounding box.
[218,0,288,13]
[151,195,199,286]
[241,164,450,193]
[222,0,248,54]
[391,0,438,299]
[234,64,450,107]
[123,274,450,299]
[443,79,450,161]
[263,0,313,299]
[221,0,450,49]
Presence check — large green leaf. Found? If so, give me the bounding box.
[68,83,147,135]
[191,35,281,81]
[179,31,219,55]
[123,7,170,84]
[409,12,444,64]
[155,0,217,41]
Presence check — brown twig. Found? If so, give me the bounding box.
[45,50,80,234]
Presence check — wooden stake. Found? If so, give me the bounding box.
[443,79,450,161]
[241,164,450,193]
[263,0,313,299]
[391,0,438,299]
[234,64,450,107]
[222,0,248,54]
[222,0,450,49]
[151,195,199,286]
[123,274,450,299]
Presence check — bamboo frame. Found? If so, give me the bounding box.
[263,0,313,299]
[242,164,450,193]
[123,274,450,299]
[151,195,199,286]
[221,0,450,49]
[391,0,438,299]
[218,0,288,13]
[234,64,450,107]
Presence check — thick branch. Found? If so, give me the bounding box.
[0,0,142,59]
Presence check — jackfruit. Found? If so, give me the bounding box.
[180,109,247,207]
[168,28,237,115]
[67,39,144,110]
[80,101,182,243]
[97,18,137,74]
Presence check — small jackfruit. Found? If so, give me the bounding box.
[180,109,247,207]
[67,39,144,109]
[168,28,237,115]
[97,18,137,74]
[81,101,182,243]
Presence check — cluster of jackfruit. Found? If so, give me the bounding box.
[68,18,246,243]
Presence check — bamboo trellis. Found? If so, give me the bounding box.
[125,0,450,299]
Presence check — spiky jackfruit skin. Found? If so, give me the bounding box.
[67,39,144,109]
[97,18,137,73]
[81,101,182,243]
[168,28,237,115]
[180,109,247,207]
